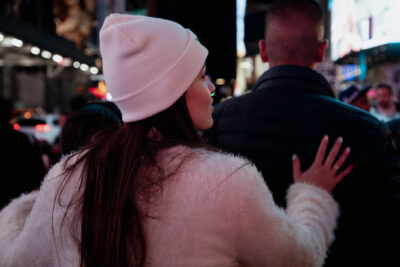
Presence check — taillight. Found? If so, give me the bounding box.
[13,123,20,130]
[35,124,51,132]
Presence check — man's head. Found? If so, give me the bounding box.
[376,83,394,109]
[259,0,328,68]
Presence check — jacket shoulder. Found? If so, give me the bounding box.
[162,146,263,188]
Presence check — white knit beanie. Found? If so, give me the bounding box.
[99,14,208,122]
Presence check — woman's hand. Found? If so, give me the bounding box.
[292,135,353,193]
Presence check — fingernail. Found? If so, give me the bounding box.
[345,147,351,153]
[337,137,343,143]
[323,135,329,140]
[334,165,340,170]
[292,154,297,161]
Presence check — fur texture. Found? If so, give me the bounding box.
[0,146,338,266]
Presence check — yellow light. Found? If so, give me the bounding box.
[98,81,108,94]
[24,112,32,119]
[216,78,225,85]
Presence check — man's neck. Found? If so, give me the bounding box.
[269,62,316,70]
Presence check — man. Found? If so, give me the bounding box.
[203,0,400,266]
[370,83,400,122]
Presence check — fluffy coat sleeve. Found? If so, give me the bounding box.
[0,192,37,253]
[0,156,81,267]
[231,163,339,267]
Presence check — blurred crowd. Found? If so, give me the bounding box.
[0,95,122,208]
[338,83,400,152]
[338,83,400,122]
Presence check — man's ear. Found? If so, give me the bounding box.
[316,39,329,62]
[258,39,269,62]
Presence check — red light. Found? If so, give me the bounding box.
[13,123,20,130]
[89,81,108,99]
[35,124,51,132]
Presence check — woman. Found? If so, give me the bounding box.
[0,15,352,266]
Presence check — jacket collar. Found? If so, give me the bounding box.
[252,64,336,98]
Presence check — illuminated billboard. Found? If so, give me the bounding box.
[331,0,400,61]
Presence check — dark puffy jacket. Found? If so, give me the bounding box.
[203,65,400,267]
[0,125,46,208]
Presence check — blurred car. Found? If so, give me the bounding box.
[13,112,61,145]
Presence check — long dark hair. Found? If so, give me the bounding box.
[58,94,212,266]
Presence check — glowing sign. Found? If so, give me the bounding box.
[331,0,400,60]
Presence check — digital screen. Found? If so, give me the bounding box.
[331,0,400,61]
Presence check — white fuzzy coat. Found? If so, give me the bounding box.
[0,146,338,266]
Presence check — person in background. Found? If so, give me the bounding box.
[0,14,352,266]
[48,94,90,163]
[59,101,123,156]
[0,97,46,208]
[202,0,400,266]
[68,94,88,114]
[370,83,400,122]
[338,85,371,111]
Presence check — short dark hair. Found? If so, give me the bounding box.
[264,0,325,66]
[376,83,393,94]
[265,0,324,30]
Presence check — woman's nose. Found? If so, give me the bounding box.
[209,81,216,95]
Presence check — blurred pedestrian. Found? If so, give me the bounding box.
[0,97,46,208]
[370,83,400,122]
[0,14,352,266]
[60,101,122,156]
[338,85,371,111]
[46,94,89,163]
[68,94,88,114]
[202,0,400,266]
